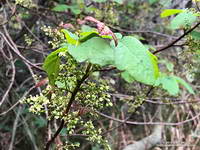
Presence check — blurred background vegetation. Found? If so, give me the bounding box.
[1,0,200,149]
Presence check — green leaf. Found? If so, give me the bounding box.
[155,75,194,95]
[79,31,112,43]
[43,46,67,85]
[52,4,69,12]
[61,29,79,45]
[149,0,158,5]
[68,5,81,15]
[68,37,114,66]
[190,31,200,40]
[114,33,123,40]
[173,76,195,94]
[160,9,184,18]
[113,0,123,4]
[114,36,159,85]
[69,35,159,86]
[79,31,100,43]
[155,75,179,95]
[121,71,135,83]
[52,4,81,14]
[170,11,197,30]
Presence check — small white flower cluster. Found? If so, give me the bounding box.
[41,26,65,48]
[24,34,35,46]
[82,120,111,150]
[21,94,49,114]
[64,112,80,134]
[62,141,80,150]
[15,0,36,8]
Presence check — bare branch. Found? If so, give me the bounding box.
[0,48,15,107]
[153,21,200,54]
[96,111,200,126]
[0,86,35,116]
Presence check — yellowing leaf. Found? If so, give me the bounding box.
[61,29,79,45]
[160,9,184,18]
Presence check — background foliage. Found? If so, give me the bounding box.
[1,0,200,150]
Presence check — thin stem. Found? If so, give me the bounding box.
[44,63,92,150]
[153,21,200,54]
[96,110,200,126]
[195,1,200,12]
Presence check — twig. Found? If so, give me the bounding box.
[146,86,154,97]
[155,43,186,49]
[16,77,33,91]
[145,99,200,105]
[0,48,15,107]
[53,119,63,147]
[0,0,16,26]
[1,28,43,71]
[4,86,39,149]
[0,40,10,60]
[8,106,22,150]
[153,21,200,54]
[109,25,177,39]
[17,45,49,55]
[96,111,200,126]
[123,106,163,150]
[110,93,200,105]
[0,86,35,116]
[9,102,39,150]
[96,66,117,72]
[16,17,47,49]
[195,1,200,12]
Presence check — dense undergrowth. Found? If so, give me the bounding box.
[1,0,200,150]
